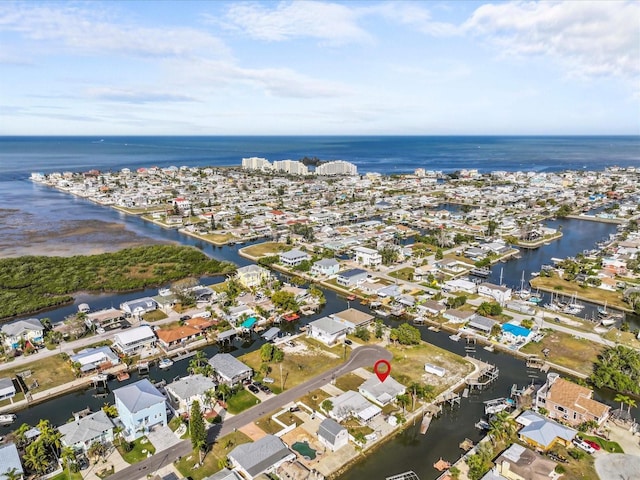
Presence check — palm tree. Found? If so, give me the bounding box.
[489,411,517,443]
[626,398,637,415]
[189,350,208,375]
[203,388,216,412]
[60,446,76,478]
[2,467,21,480]
[24,440,49,475]
[216,384,232,403]
[15,422,31,447]
[614,393,631,412]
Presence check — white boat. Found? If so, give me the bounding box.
[158,288,172,297]
[600,316,616,327]
[158,358,174,369]
[0,414,16,426]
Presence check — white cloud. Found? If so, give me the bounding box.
[0,3,229,58]
[86,88,196,104]
[463,1,640,80]
[221,1,372,44]
[370,1,460,36]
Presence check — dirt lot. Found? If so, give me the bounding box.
[521,330,603,376]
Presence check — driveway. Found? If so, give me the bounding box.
[107,345,391,480]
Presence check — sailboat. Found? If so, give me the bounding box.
[516,271,531,299]
[597,301,608,317]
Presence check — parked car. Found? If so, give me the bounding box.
[247,384,259,394]
[96,327,105,334]
[259,385,271,394]
[573,439,596,454]
[344,339,353,345]
[583,439,601,451]
[180,315,191,321]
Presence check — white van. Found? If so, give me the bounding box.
[198,311,211,319]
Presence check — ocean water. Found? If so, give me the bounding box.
[1,135,639,179]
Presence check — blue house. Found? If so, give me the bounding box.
[113,379,166,441]
[501,323,532,343]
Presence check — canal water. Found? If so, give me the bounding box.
[2,179,637,479]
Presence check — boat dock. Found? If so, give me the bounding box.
[483,397,515,415]
[386,471,419,480]
[465,363,499,390]
[419,413,432,434]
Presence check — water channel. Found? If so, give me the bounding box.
[2,180,637,479]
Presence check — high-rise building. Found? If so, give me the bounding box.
[315,160,357,176]
[272,160,309,175]
[241,157,271,170]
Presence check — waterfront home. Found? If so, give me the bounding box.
[0,443,24,480]
[442,279,477,295]
[155,324,201,351]
[112,326,156,355]
[535,373,610,427]
[70,346,120,374]
[311,258,340,277]
[467,315,498,336]
[358,281,387,296]
[435,258,468,274]
[418,300,447,317]
[185,316,217,331]
[501,323,532,345]
[165,374,217,414]
[377,284,402,298]
[228,434,296,479]
[119,297,159,317]
[331,308,374,332]
[279,249,311,267]
[307,317,348,346]
[328,390,381,423]
[478,282,513,305]
[235,264,272,289]
[0,378,16,402]
[516,410,576,451]
[489,443,557,480]
[58,410,115,453]
[203,469,244,480]
[86,308,125,330]
[113,379,167,441]
[1,318,44,350]
[358,375,406,406]
[317,418,348,451]
[352,246,383,267]
[442,309,476,324]
[336,269,368,288]
[208,353,253,386]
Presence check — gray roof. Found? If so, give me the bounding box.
[309,317,348,336]
[114,379,165,414]
[338,269,368,279]
[58,410,114,446]
[113,325,156,345]
[517,410,576,448]
[208,353,252,379]
[0,378,15,394]
[229,435,293,477]
[70,346,120,368]
[204,469,243,480]
[318,418,346,443]
[469,315,498,331]
[166,374,217,401]
[0,443,23,480]
[359,376,406,404]
[280,249,309,260]
[262,327,280,341]
[120,297,158,311]
[1,318,43,337]
[314,258,339,268]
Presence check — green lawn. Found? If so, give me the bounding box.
[49,471,83,480]
[334,373,366,392]
[175,431,252,480]
[226,389,260,414]
[118,436,156,464]
[578,433,624,453]
[298,388,331,412]
[143,309,168,321]
[388,267,414,282]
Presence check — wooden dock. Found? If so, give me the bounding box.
[420,413,432,434]
[386,471,420,480]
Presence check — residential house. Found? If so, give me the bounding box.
[501,323,532,345]
[317,418,349,452]
[352,246,383,267]
[336,269,368,288]
[0,378,16,402]
[435,258,468,274]
[1,318,44,350]
[227,305,255,326]
[516,410,576,451]
[58,410,115,453]
[535,373,610,426]
[331,308,374,332]
[377,284,402,298]
[112,326,156,355]
[208,353,253,386]
[113,379,167,441]
[119,297,159,317]
[442,309,476,324]
[228,435,296,479]
[491,443,557,480]
[203,469,244,480]
[279,249,311,267]
[165,374,217,414]
[358,376,406,406]
[0,443,24,480]
[418,300,447,317]
[235,265,271,289]
[70,346,120,374]
[467,315,498,335]
[478,283,513,305]
[86,308,125,330]
[311,258,340,277]
[442,279,477,294]
[156,325,201,351]
[329,390,381,423]
[307,317,348,346]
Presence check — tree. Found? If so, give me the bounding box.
[380,245,399,265]
[260,343,284,363]
[102,403,119,418]
[15,422,31,447]
[477,301,502,317]
[2,468,21,480]
[486,219,499,237]
[216,383,232,403]
[374,320,384,339]
[24,440,49,475]
[614,393,631,412]
[354,326,370,342]
[321,400,334,413]
[271,290,298,312]
[190,400,207,463]
[389,323,421,345]
[88,441,107,462]
[189,350,212,376]
[435,248,444,260]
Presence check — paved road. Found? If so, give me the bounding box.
[108,345,391,480]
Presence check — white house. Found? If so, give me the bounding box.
[70,346,120,374]
[358,376,406,406]
[478,282,513,305]
[113,379,167,441]
[208,353,253,386]
[336,269,368,288]
[165,374,218,414]
[307,317,348,346]
[329,390,381,423]
[442,309,476,324]
[352,246,382,267]
[0,378,16,402]
[119,297,158,317]
[317,418,348,451]
[112,326,156,355]
[1,318,44,350]
[0,443,23,480]
[228,435,296,480]
[311,258,340,276]
[443,279,477,294]
[58,410,115,453]
[279,249,311,267]
[331,308,374,332]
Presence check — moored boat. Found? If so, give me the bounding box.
[0,414,17,426]
[158,358,174,369]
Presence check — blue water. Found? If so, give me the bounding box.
[1,136,639,179]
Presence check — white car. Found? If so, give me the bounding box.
[573,439,596,454]
[96,327,105,334]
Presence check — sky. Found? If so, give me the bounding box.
[1,0,638,136]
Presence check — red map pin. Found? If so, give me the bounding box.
[374,359,391,383]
